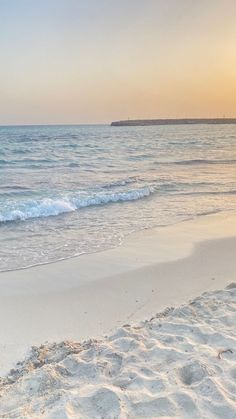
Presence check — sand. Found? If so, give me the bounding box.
[0,211,236,416]
[1,211,236,376]
[0,284,236,418]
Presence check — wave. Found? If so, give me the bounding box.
[154,159,236,166]
[0,186,153,223]
[0,185,29,191]
[175,190,236,197]
[196,209,222,217]
[68,162,79,167]
[101,177,138,189]
[173,159,236,165]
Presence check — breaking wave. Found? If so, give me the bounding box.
[0,186,153,223]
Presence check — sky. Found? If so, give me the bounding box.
[0,0,236,125]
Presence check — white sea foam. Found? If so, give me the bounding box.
[0,186,153,223]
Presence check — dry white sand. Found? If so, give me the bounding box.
[0,284,236,418]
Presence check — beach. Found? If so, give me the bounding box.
[1,0,236,416]
[0,211,236,417]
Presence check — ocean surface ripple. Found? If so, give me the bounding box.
[0,124,236,270]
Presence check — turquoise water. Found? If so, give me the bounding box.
[0,124,236,271]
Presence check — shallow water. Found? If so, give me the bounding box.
[0,124,236,271]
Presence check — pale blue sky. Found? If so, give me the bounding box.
[0,0,236,124]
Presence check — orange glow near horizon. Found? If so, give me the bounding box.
[0,0,236,124]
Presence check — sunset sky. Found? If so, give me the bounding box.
[0,0,236,125]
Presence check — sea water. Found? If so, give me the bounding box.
[0,124,236,271]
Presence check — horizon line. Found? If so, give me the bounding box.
[1,117,236,128]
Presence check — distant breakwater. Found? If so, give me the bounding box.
[111,118,236,127]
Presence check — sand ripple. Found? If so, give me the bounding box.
[0,285,236,418]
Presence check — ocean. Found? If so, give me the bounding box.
[0,123,236,271]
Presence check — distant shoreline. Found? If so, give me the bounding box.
[111,118,236,126]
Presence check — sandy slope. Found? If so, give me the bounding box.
[0,284,235,418]
[1,211,236,376]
